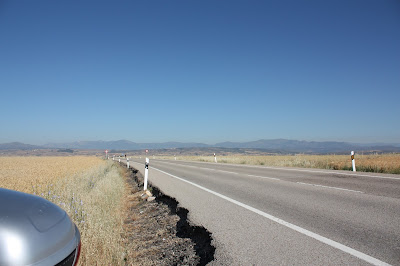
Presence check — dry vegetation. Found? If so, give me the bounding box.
[161,154,400,174]
[0,156,127,265]
[122,168,198,265]
[0,156,200,265]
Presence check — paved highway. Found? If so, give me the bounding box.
[126,158,400,265]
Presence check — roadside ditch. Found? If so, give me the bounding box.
[119,162,215,265]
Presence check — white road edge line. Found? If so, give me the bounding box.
[296,182,364,193]
[151,166,390,266]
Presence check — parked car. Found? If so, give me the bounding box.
[0,188,81,265]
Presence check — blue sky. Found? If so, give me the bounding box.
[1,0,399,145]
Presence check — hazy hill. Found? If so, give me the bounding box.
[43,140,138,150]
[43,140,209,150]
[214,139,356,153]
[2,139,399,154]
[0,142,44,150]
[43,139,400,153]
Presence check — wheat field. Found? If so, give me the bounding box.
[0,156,128,265]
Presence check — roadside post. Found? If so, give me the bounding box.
[113,155,115,161]
[214,153,217,163]
[174,155,176,161]
[105,150,108,160]
[144,158,149,191]
[119,158,121,163]
[127,158,130,168]
[351,151,356,172]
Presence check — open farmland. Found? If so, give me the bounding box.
[0,156,200,265]
[159,153,400,174]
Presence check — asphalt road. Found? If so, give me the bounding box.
[124,158,400,265]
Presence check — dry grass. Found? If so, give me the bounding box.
[161,154,400,174]
[0,156,128,265]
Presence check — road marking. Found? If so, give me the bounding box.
[296,182,364,193]
[247,174,280,181]
[132,160,366,193]
[217,169,239,175]
[216,170,281,181]
[157,159,400,180]
[151,166,390,266]
[263,166,400,180]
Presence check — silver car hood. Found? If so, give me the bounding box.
[0,188,80,265]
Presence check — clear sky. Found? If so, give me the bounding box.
[1,0,399,145]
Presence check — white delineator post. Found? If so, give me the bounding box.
[214,153,217,163]
[174,155,177,161]
[351,151,356,172]
[112,155,115,161]
[127,158,130,168]
[119,158,121,163]
[144,158,149,191]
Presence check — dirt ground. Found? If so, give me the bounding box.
[121,164,214,265]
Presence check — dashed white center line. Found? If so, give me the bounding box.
[158,159,400,180]
[217,169,239,175]
[247,174,280,181]
[296,182,364,193]
[156,161,281,180]
[134,160,366,193]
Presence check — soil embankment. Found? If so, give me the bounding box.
[120,163,215,265]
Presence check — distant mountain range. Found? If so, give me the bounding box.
[42,140,210,150]
[0,142,44,150]
[1,139,400,154]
